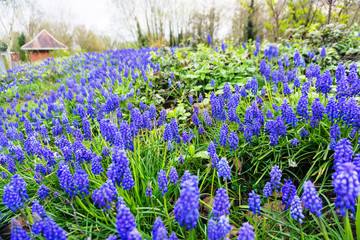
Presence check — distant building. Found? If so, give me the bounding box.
[21,29,68,62]
[11,52,20,62]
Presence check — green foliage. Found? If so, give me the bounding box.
[136,18,148,47]
[50,49,77,58]
[17,33,26,61]
[0,42,8,52]
[0,36,360,240]
[283,23,360,65]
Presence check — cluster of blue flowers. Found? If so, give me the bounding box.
[174,175,200,230]
[331,139,360,216]
[301,180,322,217]
[248,190,261,214]
[1,36,360,240]
[3,174,29,212]
[208,187,235,240]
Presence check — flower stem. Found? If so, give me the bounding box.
[299,223,305,240]
[344,211,354,240]
[318,216,330,240]
[274,191,278,216]
[163,195,172,232]
[150,197,157,218]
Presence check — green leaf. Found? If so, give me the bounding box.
[175,105,186,116]
[194,151,210,159]
[356,195,360,240]
[167,110,176,118]
[188,145,195,156]
[204,84,213,90]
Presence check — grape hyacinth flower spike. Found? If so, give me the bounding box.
[248,190,261,214]
[270,165,282,192]
[332,162,360,216]
[212,188,230,219]
[320,45,326,58]
[237,222,255,240]
[116,199,137,239]
[157,169,168,196]
[174,175,200,230]
[301,180,322,217]
[218,157,231,180]
[290,195,304,223]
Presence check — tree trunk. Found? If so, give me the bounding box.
[327,1,332,24]
[144,8,151,41]
[6,37,13,69]
[274,15,279,42]
[305,0,313,26]
[350,3,360,27]
[290,1,298,22]
[2,55,10,70]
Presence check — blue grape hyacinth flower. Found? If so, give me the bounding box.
[263,182,272,198]
[290,138,299,146]
[169,166,179,185]
[301,180,322,217]
[290,195,305,223]
[320,45,326,58]
[270,165,282,192]
[228,131,239,151]
[282,179,297,211]
[158,169,168,196]
[212,188,230,219]
[3,174,29,212]
[11,219,30,240]
[116,198,137,239]
[218,157,231,180]
[248,190,261,214]
[152,217,167,240]
[237,222,255,240]
[217,215,231,239]
[174,175,200,230]
[332,162,360,216]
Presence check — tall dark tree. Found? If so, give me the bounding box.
[169,22,174,47]
[244,0,257,41]
[135,17,147,47]
[177,30,183,46]
[17,33,26,61]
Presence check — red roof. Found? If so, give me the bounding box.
[21,29,68,51]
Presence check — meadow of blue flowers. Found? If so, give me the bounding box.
[0,38,360,240]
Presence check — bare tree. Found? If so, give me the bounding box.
[326,0,336,24]
[0,0,27,68]
[74,25,105,52]
[350,2,360,26]
[265,0,288,41]
[102,35,118,49]
[23,0,44,38]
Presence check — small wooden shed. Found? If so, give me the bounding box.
[21,29,68,62]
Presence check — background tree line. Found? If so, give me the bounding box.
[114,0,360,47]
[1,0,360,60]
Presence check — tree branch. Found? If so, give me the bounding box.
[350,2,360,27]
[46,186,88,238]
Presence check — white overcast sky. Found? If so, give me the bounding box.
[0,0,237,42]
[37,0,235,41]
[37,0,116,36]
